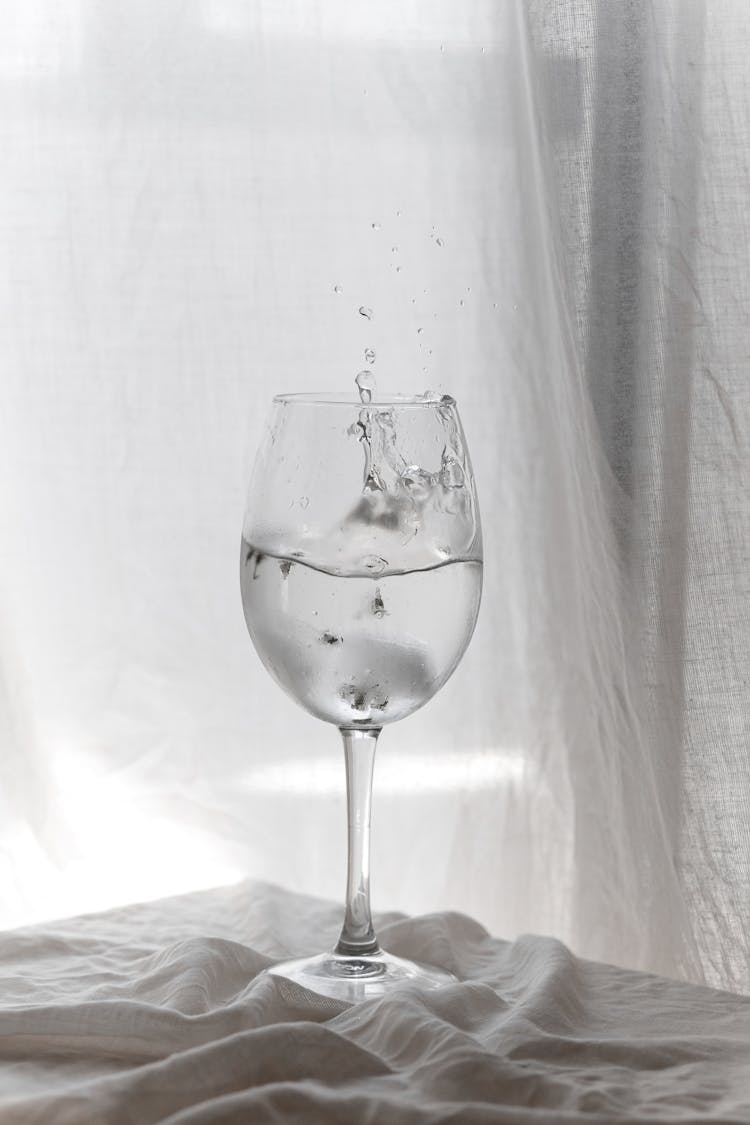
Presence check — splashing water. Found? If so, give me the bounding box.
[356,370,376,404]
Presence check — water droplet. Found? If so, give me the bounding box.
[364,347,376,364]
[333,285,343,294]
[492,302,498,309]
[391,246,398,254]
[299,496,309,509]
[372,588,386,617]
[396,210,402,217]
[362,555,387,577]
[440,456,465,489]
[371,222,380,230]
[401,466,434,502]
[395,266,402,273]
[435,237,444,247]
[279,560,292,578]
[440,43,445,53]
[459,299,465,307]
[513,303,518,311]
[355,369,376,404]
[481,46,486,55]
[410,297,416,304]
[359,306,373,320]
[417,327,423,335]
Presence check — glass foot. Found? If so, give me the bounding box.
[266,948,456,1002]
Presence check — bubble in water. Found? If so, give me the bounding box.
[333,285,343,294]
[355,369,376,404]
[362,554,387,577]
[359,306,373,320]
[364,347,376,364]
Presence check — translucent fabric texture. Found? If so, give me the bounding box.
[0,1,747,991]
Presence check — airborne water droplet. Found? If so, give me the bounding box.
[371,222,380,230]
[333,285,343,294]
[435,237,444,247]
[417,327,423,335]
[364,347,376,364]
[299,496,309,509]
[359,306,373,320]
[355,369,376,404]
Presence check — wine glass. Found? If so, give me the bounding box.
[240,390,482,1000]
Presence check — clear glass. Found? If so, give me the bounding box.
[240,391,482,1000]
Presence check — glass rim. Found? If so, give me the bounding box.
[272,391,457,407]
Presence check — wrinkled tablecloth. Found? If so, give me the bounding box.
[0,880,748,1123]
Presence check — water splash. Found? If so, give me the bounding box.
[355,370,376,405]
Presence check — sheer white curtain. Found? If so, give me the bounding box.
[0,0,747,992]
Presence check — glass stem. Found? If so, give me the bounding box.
[335,727,381,957]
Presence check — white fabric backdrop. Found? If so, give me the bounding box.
[0,0,748,992]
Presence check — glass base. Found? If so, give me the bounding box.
[265,948,456,1002]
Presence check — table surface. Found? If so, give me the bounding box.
[0,879,749,1123]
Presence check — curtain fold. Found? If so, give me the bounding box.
[0,0,747,992]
